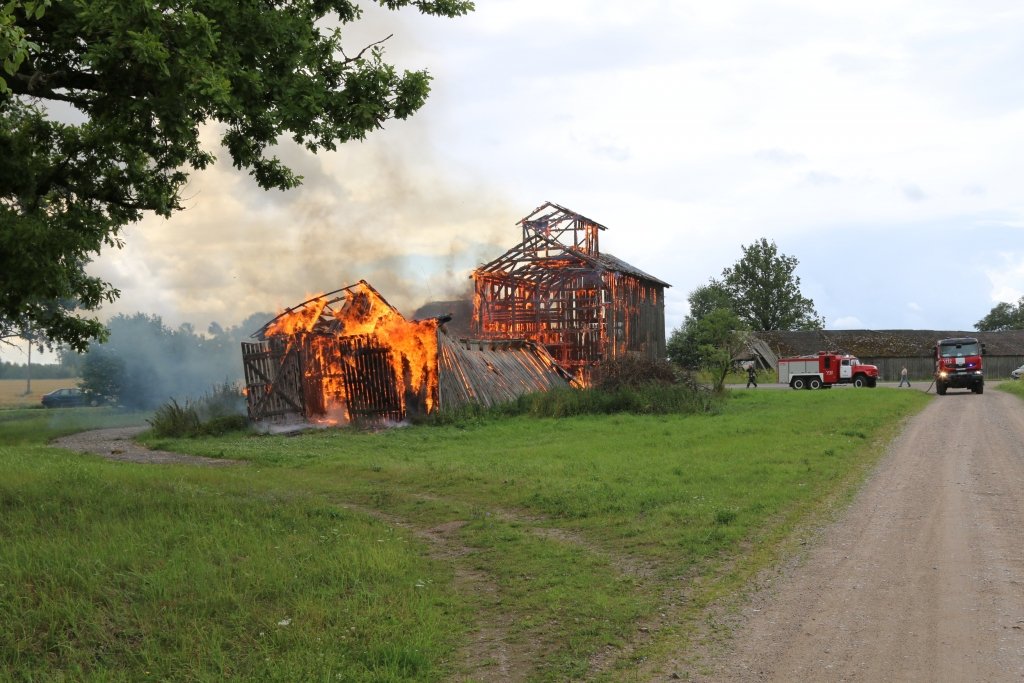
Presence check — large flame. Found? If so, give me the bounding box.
[264,282,439,423]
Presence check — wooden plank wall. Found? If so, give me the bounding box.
[241,338,306,422]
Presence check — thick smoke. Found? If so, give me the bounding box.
[89,120,515,331]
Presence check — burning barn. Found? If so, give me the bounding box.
[241,280,576,424]
[472,202,670,381]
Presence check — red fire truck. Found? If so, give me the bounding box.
[777,351,879,389]
[934,336,985,395]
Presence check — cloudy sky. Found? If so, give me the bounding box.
[9,1,1024,362]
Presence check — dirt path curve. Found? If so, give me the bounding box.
[52,426,242,467]
[701,389,1024,682]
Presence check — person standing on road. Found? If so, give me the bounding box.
[746,365,758,388]
[899,366,910,387]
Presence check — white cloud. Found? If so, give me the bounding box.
[983,254,1024,304]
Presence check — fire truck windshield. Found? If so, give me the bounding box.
[940,342,980,357]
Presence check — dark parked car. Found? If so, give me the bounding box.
[41,387,92,408]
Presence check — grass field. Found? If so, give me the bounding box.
[0,378,82,409]
[1,387,933,681]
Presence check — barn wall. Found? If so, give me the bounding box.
[606,273,666,362]
[474,270,667,374]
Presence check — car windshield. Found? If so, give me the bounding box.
[939,342,980,357]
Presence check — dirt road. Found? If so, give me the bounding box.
[705,388,1024,681]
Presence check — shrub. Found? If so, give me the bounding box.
[148,383,249,437]
[592,354,679,391]
[426,380,720,425]
[148,399,201,437]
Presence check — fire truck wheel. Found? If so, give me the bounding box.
[809,378,822,390]
[975,383,984,394]
[791,377,805,390]
[853,375,866,388]
[936,382,947,395]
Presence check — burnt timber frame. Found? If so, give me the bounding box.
[471,202,668,378]
[243,281,426,424]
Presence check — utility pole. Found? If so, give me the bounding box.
[25,337,32,396]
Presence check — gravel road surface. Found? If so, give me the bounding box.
[706,387,1024,681]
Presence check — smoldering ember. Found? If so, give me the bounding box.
[241,202,671,425]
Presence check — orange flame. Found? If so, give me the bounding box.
[264,282,439,423]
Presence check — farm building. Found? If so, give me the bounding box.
[750,329,1024,381]
[241,281,576,424]
[471,202,670,381]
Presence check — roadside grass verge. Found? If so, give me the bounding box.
[3,387,930,681]
[998,379,1024,399]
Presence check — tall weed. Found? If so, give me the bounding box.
[148,382,248,437]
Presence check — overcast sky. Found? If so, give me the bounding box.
[8,1,1024,363]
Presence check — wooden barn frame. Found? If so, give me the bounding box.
[471,202,670,380]
[242,280,577,424]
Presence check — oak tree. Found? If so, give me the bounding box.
[720,238,823,331]
[1,0,473,351]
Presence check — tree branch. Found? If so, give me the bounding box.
[339,34,393,65]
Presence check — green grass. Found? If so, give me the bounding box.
[998,378,1024,399]
[2,387,931,681]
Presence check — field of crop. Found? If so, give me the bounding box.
[0,378,81,409]
[1,388,931,681]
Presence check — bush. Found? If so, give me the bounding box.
[592,354,680,391]
[426,380,720,426]
[148,383,249,437]
[148,399,201,437]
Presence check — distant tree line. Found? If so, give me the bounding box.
[0,359,76,379]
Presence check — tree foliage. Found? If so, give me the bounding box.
[975,297,1024,331]
[0,0,473,351]
[666,284,734,370]
[667,307,748,393]
[720,238,823,331]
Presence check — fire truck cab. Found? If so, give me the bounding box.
[934,337,985,395]
[777,351,879,389]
